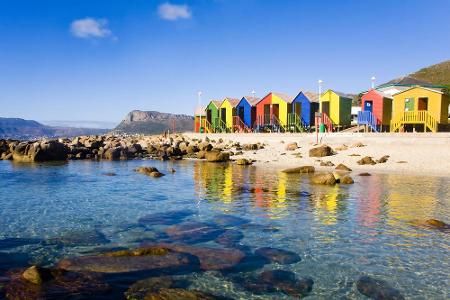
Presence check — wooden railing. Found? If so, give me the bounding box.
[271,114,287,132]
[287,113,305,132]
[322,112,333,132]
[232,116,251,133]
[390,110,438,133]
[357,111,379,132]
[217,118,228,133]
[203,119,213,133]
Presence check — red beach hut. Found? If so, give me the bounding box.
[358,89,393,132]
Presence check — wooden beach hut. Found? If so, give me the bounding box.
[194,106,206,133]
[391,86,449,132]
[254,92,292,132]
[205,100,222,133]
[319,90,353,130]
[289,91,320,131]
[219,97,240,132]
[235,96,260,131]
[358,89,393,132]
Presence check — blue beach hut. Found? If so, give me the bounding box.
[235,96,260,129]
[290,91,320,129]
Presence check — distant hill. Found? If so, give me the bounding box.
[113,110,194,134]
[409,60,450,89]
[0,117,109,140]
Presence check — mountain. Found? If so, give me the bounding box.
[113,110,194,134]
[409,60,450,88]
[0,117,109,140]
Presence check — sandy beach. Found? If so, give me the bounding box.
[185,132,450,177]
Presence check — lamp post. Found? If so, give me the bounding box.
[198,91,202,133]
[371,76,376,89]
[317,79,323,144]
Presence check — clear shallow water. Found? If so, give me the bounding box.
[0,160,449,299]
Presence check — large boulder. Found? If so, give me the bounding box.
[311,173,336,185]
[285,142,298,151]
[309,145,334,157]
[356,276,405,300]
[205,151,230,162]
[335,163,352,171]
[103,147,122,160]
[13,140,69,162]
[357,156,377,165]
[282,166,315,174]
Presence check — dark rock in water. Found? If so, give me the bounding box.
[21,265,54,285]
[124,276,191,300]
[311,172,336,185]
[214,230,244,247]
[335,163,352,171]
[425,219,449,229]
[0,238,41,250]
[4,267,110,299]
[165,221,225,244]
[152,243,245,271]
[138,210,194,226]
[103,172,117,176]
[255,247,301,264]
[143,288,223,300]
[357,156,377,165]
[309,145,334,157]
[377,155,390,163]
[58,248,197,273]
[135,167,165,177]
[359,172,371,176]
[282,166,315,174]
[339,175,354,184]
[260,270,314,297]
[356,276,405,300]
[46,229,110,246]
[239,276,277,294]
[205,150,230,162]
[212,214,250,227]
[260,269,296,285]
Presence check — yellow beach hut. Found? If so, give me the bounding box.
[391,86,449,132]
[219,97,240,132]
[320,90,353,129]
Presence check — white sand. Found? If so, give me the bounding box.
[185,132,450,177]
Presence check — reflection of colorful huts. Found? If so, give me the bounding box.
[235,96,260,131]
[319,90,353,130]
[391,86,449,132]
[358,89,393,132]
[219,97,240,132]
[205,100,222,133]
[289,91,320,131]
[194,106,206,133]
[255,92,292,132]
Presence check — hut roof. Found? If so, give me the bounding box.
[333,91,354,99]
[272,92,293,103]
[224,98,241,107]
[209,100,222,108]
[242,96,261,106]
[302,91,320,103]
[194,106,206,116]
[392,86,444,96]
[369,89,393,99]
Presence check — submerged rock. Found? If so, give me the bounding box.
[255,247,301,264]
[214,230,244,247]
[135,167,165,177]
[0,237,41,250]
[311,173,336,185]
[138,210,194,226]
[212,215,250,227]
[165,221,225,244]
[339,175,354,184]
[356,276,405,300]
[143,288,222,300]
[309,145,334,157]
[46,229,110,246]
[425,219,449,229]
[236,158,252,165]
[205,151,230,162]
[282,166,315,174]
[125,276,191,300]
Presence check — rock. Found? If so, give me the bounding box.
[359,172,371,176]
[309,145,334,157]
[320,161,334,167]
[285,142,298,151]
[196,151,206,159]
[357,156,377,165]
[311,173,336,185]
[103,172,117,176]
[125,276,192,300]
[21,266,53,285]
[212,214,250,227]
[214,230,244,247]
[135,167,165,177]
[104,246,170,257]
[138,210,194,226]
[103,147,122,160]
[13,140,69,162]
[339,175,354,184]
[198,142,213,151]
[356,276,405,300]
[149,171,165,177]
[377,155,390,163]
[425,219,449,229]
[165,221,225,244]
[351,142,365,148]
[260,270,314,297]
[255,247,301,264]
[46,229,110,246]
[169,168,176,173]
[58,248,195,273]
[205,151,230,162]
[143,288,221,300]
[282,166,315,174]
[236,158,252,165]
[397,161,407,164]
[242,144,259,151]
[334,145,348,151]
[154,243,245,271]
[335,163,352,171]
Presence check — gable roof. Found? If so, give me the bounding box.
[223,97,241,107]
[272,92,293,103]
[207,100,222,108]
[324,89,353,100]
[302,91,320,103]
[392,85,444,96]
[365,89,393,99]
[194,106,206,116]
[240,96,261,106]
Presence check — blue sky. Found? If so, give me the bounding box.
[1,0,449,123]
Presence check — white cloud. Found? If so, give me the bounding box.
[70,18,112,39]
[158,3,191,21]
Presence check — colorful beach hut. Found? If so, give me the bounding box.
[391,86,449,132]
[358,89,393,132]
[290,91,320,131]
[205,100,222,133]
[235,96,260,131]
[194,106,206,133]
[254,92,292,132]
[319,90,353,129]
[219,97,240,132]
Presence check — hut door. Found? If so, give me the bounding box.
[239,107,245,121]
[322,102,330,116]
[251,107,256,126]
[221,108,227,123]
[264,104,271,124]
[295,103,301,116]
[418,98,428,111]
[364,101,373,113]
[207,110,212,124]
[273,104,279,119]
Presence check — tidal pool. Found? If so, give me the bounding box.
[0,160,449,299]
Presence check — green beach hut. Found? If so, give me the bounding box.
[205,100,223,133]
